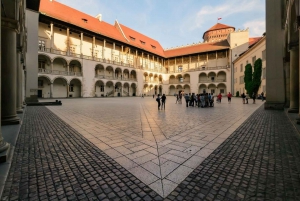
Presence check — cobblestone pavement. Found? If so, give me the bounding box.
[1,97,300,200]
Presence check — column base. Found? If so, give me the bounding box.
[17,109,23,114]
[1,115,20,125]
[264,101,285,110]
[288,108,299,113]
[0,141,10,163]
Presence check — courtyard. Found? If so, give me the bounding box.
[1,97,300,200]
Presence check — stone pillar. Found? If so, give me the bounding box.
[50,83,53,98]
[16,52,23,113]
[288,48,299,113]
[1,18,20,125]
[50,23,54,50]
[80,33,83,56]
[264,0,285,109]
[67,84,69,98]
[51,61,53,72]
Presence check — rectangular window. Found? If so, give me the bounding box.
[129,36,135,41]
[140,40,145,45]
[69,84,74,92]
[262,50,266,61]
[220,89,225,93]
[151,45,156,49]
[39,40,45,51]
[38,80,43,87]
[262,67,266,79]
[100,85,104,92]
[240,64,243,72]
[211,89,215,94]
[252,56,256,65]
[240,76,244,84]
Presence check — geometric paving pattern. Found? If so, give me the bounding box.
[45,97,263,197]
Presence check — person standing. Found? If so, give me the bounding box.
[252,92,256,104]
[217,93,222,103]
[241,93,246,104]
[156,94,161,110]
[161,94,166,110]
[175,94,179,104]
[227,92,232,103]
[184,93,190,107]
[261,91,264,101]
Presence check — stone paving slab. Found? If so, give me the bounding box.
[43,97,262,197]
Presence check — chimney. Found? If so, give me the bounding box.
[95,14,102,22]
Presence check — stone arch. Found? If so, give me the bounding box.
[53,57,68,74]
[105,81,114,97]
[199,84,207,94]
[95,80,105,97]
[95,64,105,78]
[69,78,82,98]
[183,73,190,83]
[208,72,217,82]
[123,82,130,96]
[144,72,149,82]
[130,83,137,96]
[199,72,208,83]
[217,71,226,82]
[169,75,176,84]
[169,85,176,95]
[105,66,114,79]
[208,83,217,95]
[217,83,227,95]
[37,75,52,98]
[115,67,122,80]
[123,69,130,80]
[38,54,52,72]
[183,84,191,93]
[53,77,68,98]
[115,82,122,96]
[69,60,82,76]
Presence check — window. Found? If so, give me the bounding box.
[262,68,266,79]
[202,66,206,70]
[178,66,182,72]
[151,45,156,49]
[240,64,243,72]
[100,85,104,92]
[70,46,76,54]
[38,80,43,87]
[38,60,45,69]
[69,84,74,92]
[82,18,88,23]
[179,78,183,83]
[262,50,266,61]
[252,56,256,65]
[220,89,225,94]
[211,89,215,94]
[140,40,145,45]
[211,76,215,82]
[240,76,244,84]
[39,40,45,51]
[129,36,135,41]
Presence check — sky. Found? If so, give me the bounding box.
[56,0,265,49]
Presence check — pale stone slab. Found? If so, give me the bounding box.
[141,161,161,177]
[94,142,111,151]
[183,155,205,169]
[114,156,138,170]
[126,150,149,160]
[160,160,180,178]
[149,180,164,197]
[114,146,133,155]
[195,148,214,158]
[160,153,186,164]
[162,179,179,197]
[130,144,150,152]
[165,165,193,184]
[104,148,122,159]
[205,142,221,150]
[128,166,159,185]
[133,153,157,165]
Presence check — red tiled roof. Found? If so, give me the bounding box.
[249,37,263,47]
[119,24,165,57]
[164,40,230,58]
[39,0,128,43]
[203,23,235,39]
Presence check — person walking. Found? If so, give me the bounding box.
[217,93,222,103]
[241,93,246,104]
[261,91,264,101]
[175,94,179,104]
[252,92,256,104]
[184,93,190,107]
[156,94,161,110]
[161,94,166,110]
[227,92,232,103]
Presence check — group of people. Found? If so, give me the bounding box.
[183,93,216,108]
[241,91,264,104]
[155,94,167,110]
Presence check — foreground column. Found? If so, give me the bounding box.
[1,19,20,125]
[16,52,23,113]
[289,48,299,113]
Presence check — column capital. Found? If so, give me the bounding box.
[2,17,20,33]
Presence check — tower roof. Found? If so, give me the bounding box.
[203,23,235,39]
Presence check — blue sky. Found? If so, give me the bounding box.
[57,0,265,49]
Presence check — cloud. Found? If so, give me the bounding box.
[184,0,265,31]
[243,20,265,36]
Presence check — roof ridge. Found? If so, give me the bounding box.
[115,20,130,42]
